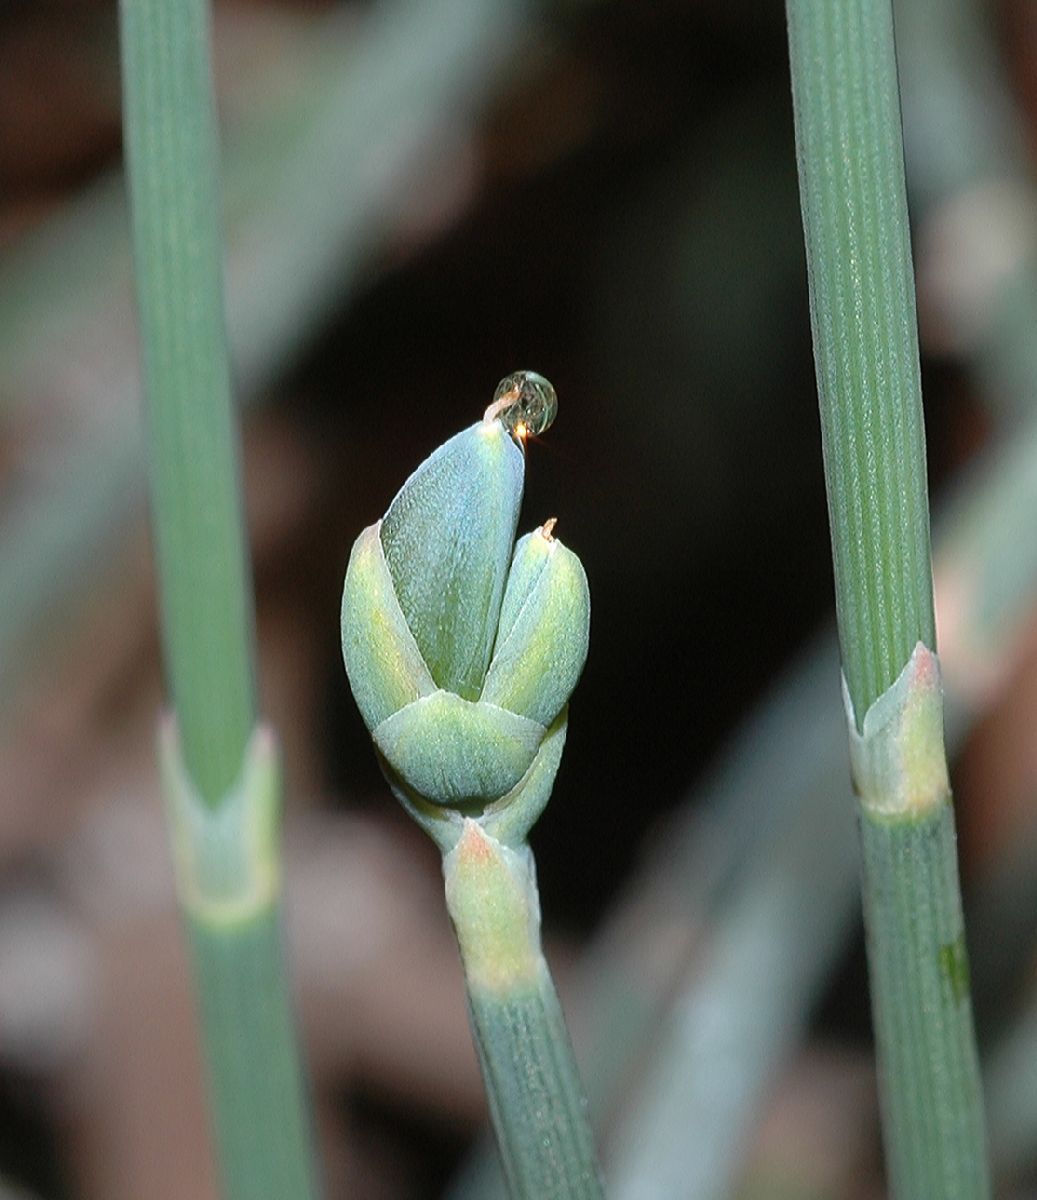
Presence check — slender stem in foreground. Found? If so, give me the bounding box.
[791,0,935,728]
[120,1,319,1195]
[444,820,603,1200]
[786,0,989,1196]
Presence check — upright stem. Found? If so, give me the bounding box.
[120,2,319,1196]
[789,0,935,727]
[121,0,254,807]
[786,1,989,1195]
[444,820,603,1199]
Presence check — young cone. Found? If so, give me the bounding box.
[340,373,602,1197]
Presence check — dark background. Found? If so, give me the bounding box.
[0,0,1030,1196]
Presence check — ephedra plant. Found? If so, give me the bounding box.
[115,0,1007,1193]
[339,371,603,1198]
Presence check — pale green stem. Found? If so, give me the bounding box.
[120,0,319,1194]
[162,724,319,1200]
[859,801,983,1192]
[444,820,603,1200]
[788,0,934,725]
[787,0,989,1195]
[188,912,315,1197]
[120,0,254,805]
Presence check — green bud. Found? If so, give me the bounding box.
[340,378,590,849]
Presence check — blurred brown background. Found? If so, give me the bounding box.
[3,0,1037,1196]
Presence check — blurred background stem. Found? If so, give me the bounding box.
[119,0,318,1195]
[120,0,253,803]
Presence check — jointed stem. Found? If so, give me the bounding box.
[786,0,989,1194]
[120,1,319,1195]
[787,0,934,726]
[444,820,602,1199]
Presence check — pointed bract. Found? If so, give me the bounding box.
[380,420,523,701]
[483,529,590,727]
[373,691,543,807]
[341,523,436,730]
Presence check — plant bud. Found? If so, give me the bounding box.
[340,378,589,848]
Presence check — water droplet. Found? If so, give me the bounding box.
[486,371,558,441]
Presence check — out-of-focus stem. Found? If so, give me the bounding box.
[161,723,318,1200]
[120,0,319,1194]
[121,0,254,805]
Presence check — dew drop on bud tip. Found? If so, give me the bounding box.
[484,370,558,443]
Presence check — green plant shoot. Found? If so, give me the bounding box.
[340,371,602,1198]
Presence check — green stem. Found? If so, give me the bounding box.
[860,804,985,1195]
[162,722,319,1200]
[120,0,254,806]
[467,976,600,1199]
[444,821,602,1199]
[120,1,319,1194]
[787,0,989,1194]
[787,0,934,727]
[189,908,315,1200]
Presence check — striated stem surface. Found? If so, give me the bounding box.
[121,2,320,1192]
[787,1,990,1194]
[121,0,255,806]
[787,0,935,725]
[444,820,602,1199]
